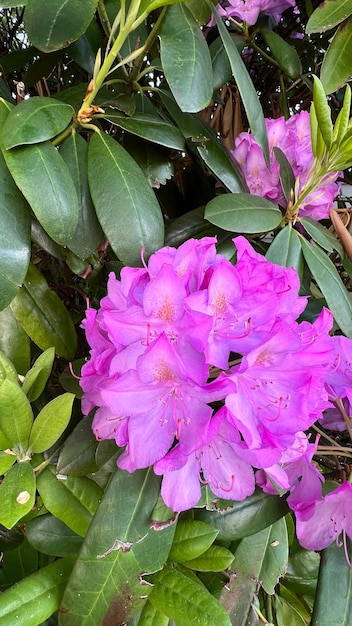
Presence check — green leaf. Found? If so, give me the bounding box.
[197,489,289,541]
[0,452,16,475]
[313,75,332,147]
[273,147,295,204]
[22,347,55,402]
[0,97,73,149]
[0,151,31,310]
[332,84,351,145]
[10,262,77,360]
[36,467,102,537]
[299,235,352,337]
[159,4,213,112]
[60,132,103,260]
[0,306,30,375]
[284,549,320,596]
[160,90,245,192]
[0,462,35,529]
[26,514,83,557]
[149,565,231,626]
[168,521,219,562]
[219,564,261,626]
[0,379,33,447]
[266,226,304,278]
[185,0,213,24]
[210,34,246,91]
[104,112,184,151]
[1,538,38,586]
[300,216,344,256]
[88,131,164,265]
[320,17,352,94]
[311,539,352,625]
[2,141,79,246]
[234,518,288,595]
[210,3,269,164]
[59,468,176,625]
[138,0,188,19]
[0,349,19,386]
[29,392,74,453]
[306,0,352,33]
[0,557,75,626]
[24,0,99,52]
[182,545,234,571]
[139,600,169,626]
[205,193,282,233]
[261,30,302,79]
[57,413,98,477]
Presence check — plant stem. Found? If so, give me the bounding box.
[130,6,167,83]
[97,0,112,37]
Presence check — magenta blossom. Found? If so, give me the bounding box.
[231,111,342,220]
[296,482,352,564]
[214,0,295,25]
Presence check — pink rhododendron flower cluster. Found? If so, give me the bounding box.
[215,0,296,25]
[80,236,352,557]
[231,111,341,220]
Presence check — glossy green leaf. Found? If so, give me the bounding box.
[205,193,282,233]
[0,348,20,386]
[262,30,302,79]
[197,489,289,541]
[159,4,212,112]
[139,600,169,626]
[210,3,269,164]
[0,462,35,529]
[0,150,31,311]
[299,235,352,337]
[0,1,28,5]
[57,413,98,477]
[311,539,352,625]
[332,84,351,144]
[1,97,73,149]
[284,549,320,596]
[168,520,218,562]
[313,75,332,147]
[88,131,164,265]
[0,306,30,375]
[104,112,184,151]
[219,564,261,626]
[22,347,55,402]
[182,545,234,572]
[149,565,231,626]
[306,0,352,33]
[0,378,33,447]
[210,34,245,91]
[29,393,74,454]
[321,17,352,94]
[300,216,344,256]
[160,90,245,192]
[185,0,213,24]
[266,226,304,278]
[278,595,309,626]
[1,538,38,586]
[26,514,83,557]
[60,132,103,260]
[0,524,24,553]
[0,556,74,626]
[127,138,174,188]
[10,262,77,360]
[36,468,101,537]
[233,518,288,595]
[273,147,295,204]
[3,141,79,246]
[0,451,16,475]
[24,0,99,52]
[59,468,176,626]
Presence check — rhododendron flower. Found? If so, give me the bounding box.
[231,111,342,220]
[296,482,352,563]
[80,235,349,525]
[214,0,295,25]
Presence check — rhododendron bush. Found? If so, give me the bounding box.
[1,0,352,625]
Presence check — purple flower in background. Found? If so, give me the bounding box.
[231,111,341,220]
[215,0,296,25]
[296,482,352,563]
